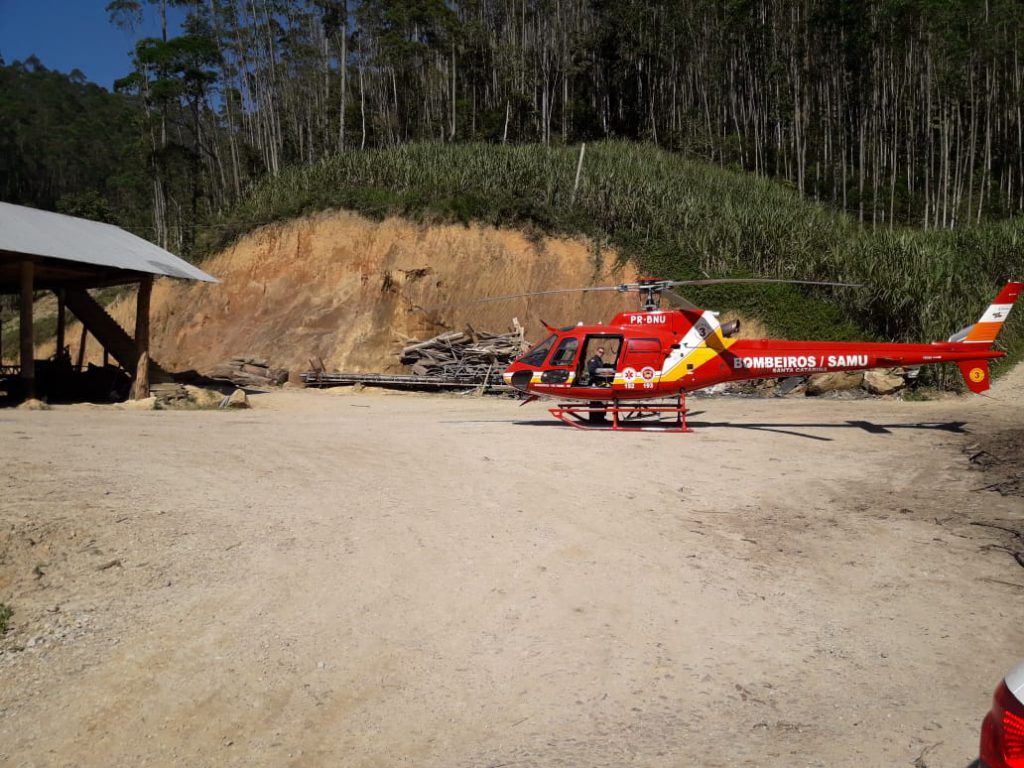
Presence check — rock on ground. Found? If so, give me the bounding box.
[806,371,864,395]
[226,389,250,408]
[17,398,50,411]
[121,396,158,411]
[863,368,906,395]
[184,385,226,408]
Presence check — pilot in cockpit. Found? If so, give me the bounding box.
[587,346,609,385]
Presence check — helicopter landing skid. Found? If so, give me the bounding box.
[549,397,692,432]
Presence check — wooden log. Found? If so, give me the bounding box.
[400,324,529,379]
[231,356,269,367]
[240,363,273,377]
[401,332,467,355]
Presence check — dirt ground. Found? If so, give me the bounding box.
[1,375,1022,767]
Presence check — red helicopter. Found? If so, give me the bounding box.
[495,278,1022,431]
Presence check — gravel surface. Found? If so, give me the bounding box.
[1,379,1022,767]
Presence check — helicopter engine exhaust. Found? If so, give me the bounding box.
[720,319,741,338]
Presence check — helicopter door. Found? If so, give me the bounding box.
[579,336,622,386]
[620,338,665,386]
[540,336,579,384]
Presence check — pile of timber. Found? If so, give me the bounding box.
[149,382,192,406]
[210,356,288,387]
[399,322,528,383]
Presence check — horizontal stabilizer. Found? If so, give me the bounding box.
[947,325,973,343]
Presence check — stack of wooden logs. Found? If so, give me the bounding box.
[210,356,289,387]
[399,322,528,383]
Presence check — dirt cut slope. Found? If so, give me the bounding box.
[41,211,638,375]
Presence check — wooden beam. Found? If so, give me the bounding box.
[19,260,34,397]
[64,287,137,370]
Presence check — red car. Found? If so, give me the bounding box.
[980,660,1024,767]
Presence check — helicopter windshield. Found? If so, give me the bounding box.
[518,334,556,367]
[550,337,579,366]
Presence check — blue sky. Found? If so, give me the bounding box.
[0,0,186,90]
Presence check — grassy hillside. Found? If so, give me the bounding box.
[198,141,1024,379]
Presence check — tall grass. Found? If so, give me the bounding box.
[198,141,1024,375]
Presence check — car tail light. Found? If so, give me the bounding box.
[981,680,1024,768]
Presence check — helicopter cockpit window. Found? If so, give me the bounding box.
[518,334,556,367]
[550,337,579,366]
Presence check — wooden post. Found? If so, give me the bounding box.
[133,276,152,399]
[19,260,35,398]
[135,276,152,360]
[132,351,150,400]
[55,289,66,362]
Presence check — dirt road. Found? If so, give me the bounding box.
[1,379,1022,767]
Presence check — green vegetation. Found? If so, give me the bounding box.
[0,603,12,635]
[201,141,1024,379]
[14,1,1024,254]
[5,2,1023,385]
[0,296,58,364]
[0,59,151,235]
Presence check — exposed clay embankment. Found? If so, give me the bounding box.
[42,211,638,375]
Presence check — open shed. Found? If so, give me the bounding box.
[0,202,217,401]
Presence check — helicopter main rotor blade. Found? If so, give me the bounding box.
[662,278,862,289]
[660,288,700,311]
[421,277,862,313]
[435,284,625,309]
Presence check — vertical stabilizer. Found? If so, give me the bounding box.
[962,282,1022,346]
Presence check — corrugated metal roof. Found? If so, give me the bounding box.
[0,202,217,282]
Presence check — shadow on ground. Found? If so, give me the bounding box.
[493,417,971,440]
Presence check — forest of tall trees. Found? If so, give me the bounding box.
[0,57,150,225]
[4,0,1024,253]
